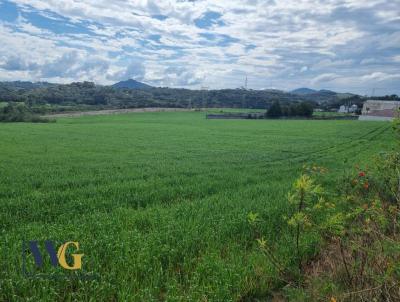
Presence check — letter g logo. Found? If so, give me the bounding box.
[57,241,84,270]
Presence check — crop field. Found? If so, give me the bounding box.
[0,111,395,301]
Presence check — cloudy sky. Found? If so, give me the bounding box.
[0,0,399,94]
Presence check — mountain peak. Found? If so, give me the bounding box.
[290,88,317,95]
[112,79,152,89]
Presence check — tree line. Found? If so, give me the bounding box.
[1,81,397,116]
[0,81,348,113]
[266,101,314,118]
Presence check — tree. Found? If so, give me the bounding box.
[267,101,282,118]
[297,102,313,117]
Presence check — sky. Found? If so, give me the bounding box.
[0,0,399,95]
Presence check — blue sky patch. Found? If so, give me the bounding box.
[152,14,168,21]
[0,0,19,22]
[194,11,224,29]
[20,9,93,35]
[199,32,239,46]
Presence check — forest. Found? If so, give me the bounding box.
[1,81,389,113]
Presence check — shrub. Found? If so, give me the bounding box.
[0,103,55,123]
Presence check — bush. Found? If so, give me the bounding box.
[0,103,54,123]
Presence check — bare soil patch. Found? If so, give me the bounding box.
[43,107,192,118]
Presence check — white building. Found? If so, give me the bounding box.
[349,104,358,113]
[338,104,358,113]
[359,100,400,121]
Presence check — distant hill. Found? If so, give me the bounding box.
[112,79,152,89]
[0,80,373,113]
[291,88,317,95]
[318,89,337,95]
[1,81,53,90]
[291,88,341,95]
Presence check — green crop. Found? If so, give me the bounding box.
[0,111,395,301]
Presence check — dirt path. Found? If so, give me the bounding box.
[42,107,193,118]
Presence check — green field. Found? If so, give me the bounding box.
[203,108,265,114]
[0,112,395,301]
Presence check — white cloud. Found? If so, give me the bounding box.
[312,73,339,84]
[0,0,398,94]
[361,72,400,82]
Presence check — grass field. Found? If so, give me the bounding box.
[313,111,353,116]
[0,111,395,301]
[203,108,265,113]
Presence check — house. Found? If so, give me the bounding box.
[349,104,358,113]
[338,104,358,113]
[359,100,400,121]
[338,105,348,113]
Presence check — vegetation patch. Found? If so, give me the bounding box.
[0,112,396,301]
[0,102,55,123]
[248,119,400,301]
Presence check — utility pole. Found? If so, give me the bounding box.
[201,86,209,109]
[242,76,248,109]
